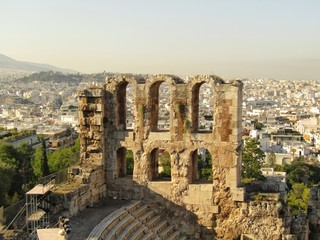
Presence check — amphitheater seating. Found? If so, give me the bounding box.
[87,200,187,240]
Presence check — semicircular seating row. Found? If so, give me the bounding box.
[87,200,187,240]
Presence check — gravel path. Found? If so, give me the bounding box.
[67,199,129,240]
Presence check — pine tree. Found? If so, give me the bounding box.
[242,138,265,180]
[32,138,50,178]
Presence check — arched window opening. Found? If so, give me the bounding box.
[149,148,171,181]
[116,147,126,178]
[126,149,134,175]
[199,83,213,131]
[149,82,170,131]
[149,148,158,180]
[191,83,201,132]
[190,150,199,181]
[158,82,170,131]
[158,149,171,180]
[126,83,134,130]
[116,147,134,178]
[190,148,212,183]
[116,82,128,131]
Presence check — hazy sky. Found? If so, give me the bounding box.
[1,0,320,79]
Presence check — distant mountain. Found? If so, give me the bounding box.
[0,53,78,74]
[14,70,116,84]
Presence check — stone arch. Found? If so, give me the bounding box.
[111,76,141,131]
[158,149,171,179]
[126,149,134,176]
[116,147,134,178]
[191,82,205,132]
[148,148,158,180]
[189,148,213,183]
[148,80,171,131]
[199,82,214,131]
[126,83,134,130]
[189,77,216,132]
[116,81,128,131]
[148,147,171,181]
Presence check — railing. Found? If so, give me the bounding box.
[39,168,69,186]
[1,154,79,231]
[2,168,70,230]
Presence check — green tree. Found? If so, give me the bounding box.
[48,147,72,173]
[0,141,19,206]
[287,183,310,214]
[126,150,134,175]
[269,151,276,167]
[198,150,213,181]
[0,141,18,166]
[32,139,50,178]
[254,122,264,130]
[16,143,35,192]
[48,138,80,173]
[159,151,171,177]
[284,157,320,189]
[0,161,16,206]
[273,164,285,172]
[41,139,50,176]
[242,138,266,180]
[263,152,284,171]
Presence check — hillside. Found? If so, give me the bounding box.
[14,71,116,84]
[15,71,83,83]
[0,53,78,74]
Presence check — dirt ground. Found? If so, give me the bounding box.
[67,199,129,240]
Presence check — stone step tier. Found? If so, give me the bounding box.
[87,200,187,240]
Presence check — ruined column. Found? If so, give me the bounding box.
[212,80,245,201]
[78,86,106,202]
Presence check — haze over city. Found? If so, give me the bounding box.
[1,0,320,80]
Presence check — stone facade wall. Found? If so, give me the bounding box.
[102,74,243,192]
[74,74,310,239]
[58,87,108,214]
[308,186,320,238]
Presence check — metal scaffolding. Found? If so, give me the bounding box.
[26,181,54,239]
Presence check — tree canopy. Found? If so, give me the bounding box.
[242,138,266,181]
[159,151,171,178]
[287,183,310,214]
[0,140,36,206]
[0,136,80,207]
[32,138,50,178]
[198,150,213,181]
[284,157,320,189]
[48,138,80,173]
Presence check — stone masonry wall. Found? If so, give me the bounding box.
[75,74,309,239]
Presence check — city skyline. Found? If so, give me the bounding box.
[1,0,320,80]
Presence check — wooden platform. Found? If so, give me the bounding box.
[27,210,46,221]
[26,184,54,195]
[37,228,65,240]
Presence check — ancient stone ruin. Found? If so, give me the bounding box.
[70,74,319,239]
